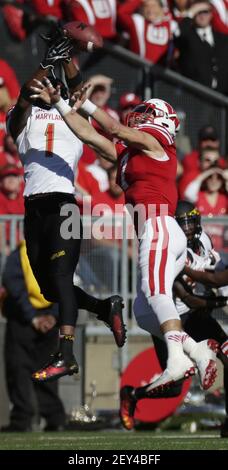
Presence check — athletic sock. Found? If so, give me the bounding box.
[164,330,185,367]
[59,335,75,362]
[180,333,198,358]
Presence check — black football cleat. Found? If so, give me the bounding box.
[119,385,137,431]
[32,352,79,382]
[96,295,126,348]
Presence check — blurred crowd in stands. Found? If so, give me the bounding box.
[1,0,228,93]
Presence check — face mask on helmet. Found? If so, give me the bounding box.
[126,99,180,137]
[176,208,202,246]
[34,76,69,110]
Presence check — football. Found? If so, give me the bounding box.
[63,21,103,52]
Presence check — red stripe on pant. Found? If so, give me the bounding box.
[159,216,169,294]
[149,218,159,295]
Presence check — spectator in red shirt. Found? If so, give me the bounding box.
[81,165,131,291]
[118,0,174,64]
[0,164,24,252]
[2,1,27,41]
[2,0,65,42]
[32,0,63,19]
[197,170,228,216]
[211,0,228,34]
[66,0,119,39]
[0,75,15,153]
[0,61,20,103]
[182,125,224,172]
[184,166,228,251]
[118,92,141,123]
[179,146,224,199]
[0,165,24,216]
[0,134,23,173]
[92,164,125,212]
[81,75,119,164]
[183,164,228,209]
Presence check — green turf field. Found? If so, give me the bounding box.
[0,431,228,450]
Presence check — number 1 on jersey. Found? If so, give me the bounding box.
[45,123,54,157]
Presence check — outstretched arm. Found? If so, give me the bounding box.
[184,265,228,287]
[8,67,49,141]
[30,78,117,162]
[8,36,73,141]
[71,92,164,156]
[174,279,228,310]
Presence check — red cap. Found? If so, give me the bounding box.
[119,93,141,110]
[0,164,21,178]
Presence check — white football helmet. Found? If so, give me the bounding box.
[127,98,180,138]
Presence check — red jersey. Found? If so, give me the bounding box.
[197,191,228,251]
[0,151,23,172]
[0,60,20,101]
[179,151,227,198]
[33,0,63,19]
[68,0,118,39]
[0,191,24,216]
[197,191,228,216]
[116,124,177,217]
[0,190,24,243]
[211,0,228,34]
[76,160,103,198]
[118,0,172,63]
[92,188,125,212]
[2,5,26,41]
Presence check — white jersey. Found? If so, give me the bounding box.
[175,231,218,316]
[12,105,83,196]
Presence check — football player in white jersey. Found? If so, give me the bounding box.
[7,32,126,382]
[120,201,228,434]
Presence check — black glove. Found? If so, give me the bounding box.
[206,296,228,309]
[40,36,73,70]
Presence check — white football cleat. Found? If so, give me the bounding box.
[190,339,219,390]
[145,355,196,394]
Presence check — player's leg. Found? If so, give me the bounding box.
[26,194,125,348]
[32,200,82,381]
[73,286,126,348]
[120,285,183,431]
[119,332,183,430]
[138,216,196,390]
[139,216,218,391]
[34,327,66,430]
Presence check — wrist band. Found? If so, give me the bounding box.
[55,97,71,116]
[81,99,97,116]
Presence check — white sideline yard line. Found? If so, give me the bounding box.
[36,434,219,441]
[2,434,221,443]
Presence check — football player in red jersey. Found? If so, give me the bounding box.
[31,80,219,400]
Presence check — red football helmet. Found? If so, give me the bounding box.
[126,98,180,137]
